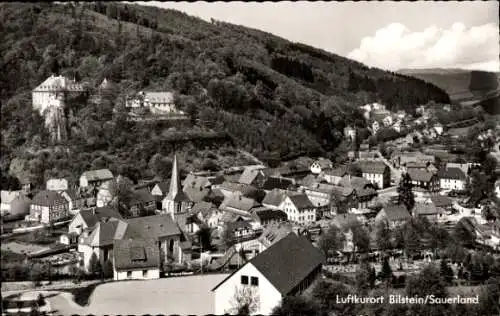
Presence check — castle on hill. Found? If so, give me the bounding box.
[32,74,87,115]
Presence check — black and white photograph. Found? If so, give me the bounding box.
[1,1,499,315]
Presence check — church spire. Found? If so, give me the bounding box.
[167,154,181,199]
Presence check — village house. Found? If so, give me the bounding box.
[218,181,258,199]
[393,120,403,133]
[358,161,390,189]
[375,204,411,229]
[183,184,211,204]
[382,115,393,127]
[251,209,288,227]
[238,166,272,188]
[330,185,358,215]
[46,178,69,192]
[60,189,86,213]
[310,158,333,174]
[78,217,129,271]
[212,233,324,315]
[434,122,444,135]
[128,188,157,217]
[392,152,435,168]
[338,174,373,190]
[151,180,170,197]
[319,167,347,185]
[407,169,440,193]
[371,121,380,134]
[261,189,289,210]
[1,190,22,215]
[232,223,295,259]
[113,238,160,281]
[226,220,257,240]
[28,190,70,224]
[303,183,335,208]
[125,91,181,114]
[0,192,31,221]
[261,177,294,192]
[68,206,123,235]
[331,213,364,253]
[355,187,378,209]
[412,203,443,222]
[437,167,467,191]
[220,195,260,215]
[79,169,114,189]
[427,195,454,214]
[279,194,316,226]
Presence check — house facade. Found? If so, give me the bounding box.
[407,170,440,193]
[375,205,411,229]
[79,169,114,189]
[278,195,316,225]
[438,167,467,191]
[29,190,70,224]
[126,91,180,113]
[310,158,333,174]
[32,75,86,115]
[113,238,161,281]
[359,161,390,189]
[212,233,324,315]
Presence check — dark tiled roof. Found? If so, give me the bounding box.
[154,181,170,195]
[32,190,68,207]
[83,218,128,247]
[288,194,314,210]
[123,215,181,240]
[113,238,160,271]
[437,167,467,180]
[381,204,411,222]
[262,177,293,191]
[358,161,388,174]
[300,174,318,187]
[323,167,347,177]
[407,169,435,182]
[183,186,210,203]
[238,168,262,185]
[253,209,288,222]
[212,233,324,295]
[413,203,440,216]
[220,195,260,213]
[338,175,372,189]
[430,195,452,207]
[79,206,123,228]
[356,187,377,198]
[190,201,215,215]
[262,189,287,207]
[129,188,156,205]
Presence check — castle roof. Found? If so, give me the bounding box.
[33,75,85,92]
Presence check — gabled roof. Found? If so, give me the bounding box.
[300,174,318,187]
[190,201,215,216]
[262,189,288,207]
[338,175,372,189]
[322,166,347,177]
[83,218,128,247]
[1,190,22,205]
[153,181,170,195]
[220,195,260,213]
[183,186,210,203]
[429,195,452,208]
[356,187,377,198]
[380,204,411,222]
[287,194,314,210]
[253,209,288,222]
[437,167,467,180]
[113,238,160,271]
[46,178,69,191]
[258,223,294,248]
[33,75,85,92]
[238,168,263,185]
[407,169,435,183]
[261,177,293,191]
[413,203,440,216]
[358,161,388,174]
[81,169,114,182]
[78,206,123,228]
[226,220,253,232]
[123,215,182,240]
[312,158,333,169]
[32,190,68,207]
[212,233,325,295]
[144,91,174,103]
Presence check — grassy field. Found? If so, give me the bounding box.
[1,241,50,255]
[81,274,229,315]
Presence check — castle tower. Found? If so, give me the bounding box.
[162,154,192,226]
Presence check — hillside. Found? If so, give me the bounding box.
[0,2,451,188]
[398,68,500,111]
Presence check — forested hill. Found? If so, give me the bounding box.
[0,2,450,187]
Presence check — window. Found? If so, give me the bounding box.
[241,275,249,285]
[143,270,148,278]
[251,277,259,286]
[127,271,132,278]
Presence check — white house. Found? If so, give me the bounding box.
[310,158,333,174]
[434,123,444,136]
[278,194,316,225]
[46,178,69,192]
[212,233,324,315]
[79,169,114,189]
[1,190,22,215]
[358,161,390,189]
[372,121,380,134]
[437,167,467,191]
[113,238,161,281]
[28,190,69,224]
[32,75,86,115]
[382,115,393,127]
[68,206,122,235]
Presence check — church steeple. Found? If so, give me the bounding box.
[167,154,181,199]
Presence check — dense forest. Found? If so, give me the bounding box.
[0,2,451,188]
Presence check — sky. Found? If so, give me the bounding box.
[138,1,499,72]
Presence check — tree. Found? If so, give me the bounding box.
[454,219,476,248]
[196,225,213,251]
[440,259,454,285]
[312,280,355,315]
[222,227,235,251]
[318,225,345,257]
[272,295,322,316]
[355,261,376,294]
[30,263,44,287]
[352,225,370,254]
[89,252,100,276]
[228,285,260,315]
[375,221,392,252]
[406,265,449,316]
[403,223,421,257]
[379,257,393,284]
[397,172,415,211]
[102,259,113,279]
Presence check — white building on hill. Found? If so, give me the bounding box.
[32,75,86,114]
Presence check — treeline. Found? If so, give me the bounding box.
[271,54,314,83]
[469,70,499,92]
[86,2,158,29]
[348,71,451,112]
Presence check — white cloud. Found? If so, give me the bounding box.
[348,22,499,72]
